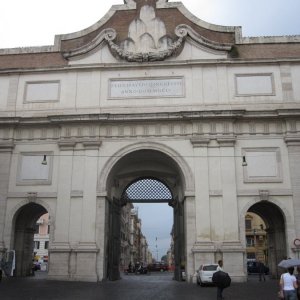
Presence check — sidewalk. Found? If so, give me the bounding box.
[0,272,279,300]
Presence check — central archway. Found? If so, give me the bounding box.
[103,148,189,281]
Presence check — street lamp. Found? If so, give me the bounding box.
[41,155,47,165]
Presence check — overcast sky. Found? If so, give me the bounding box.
[1,0,299,261]
[1,0,300,48]
[134,203,173,262]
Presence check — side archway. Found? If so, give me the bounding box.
[10,201,49,277]
[241,199,288,278]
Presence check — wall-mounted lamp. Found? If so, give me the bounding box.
[41,155,47,165]
[242,156,247,167]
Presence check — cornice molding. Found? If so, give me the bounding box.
[53,3,136,52]
[2,57,300,75]
[237,189,293,197]
[1,109,299,127]
[0,141,15,152]
[63,29,109,59]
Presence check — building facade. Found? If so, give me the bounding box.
[0,0,300,282]
[245,212,267,263]
[33,213,50,262]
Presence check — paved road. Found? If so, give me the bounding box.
[0,272,279,300]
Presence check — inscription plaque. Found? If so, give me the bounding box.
[109,77,185,99]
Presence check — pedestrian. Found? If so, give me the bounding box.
[279,267,298,300]
[296,266,300,300]
[258,260,266,281]
[128,261,132,273]
[0,250,6,282]
[217,260,224,300]
[0,264,2,283]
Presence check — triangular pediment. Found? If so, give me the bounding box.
[56,1,239,63]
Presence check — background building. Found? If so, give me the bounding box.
[245,213,267,263]
[33,213,50,262]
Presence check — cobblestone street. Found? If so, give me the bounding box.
[0,272,279,300]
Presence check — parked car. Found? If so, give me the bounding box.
[247,261,269,275]
[196,264,219,286]
[148,263,169,272]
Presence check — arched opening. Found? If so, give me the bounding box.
[246,201,286,278]
[104,149,186,281]
[13,203,49,277]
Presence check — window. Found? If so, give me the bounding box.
[246,237,254,247]
[247,253,256,259]
[45,241,49,249]
[245,219,252,230]
[34,241,40,249]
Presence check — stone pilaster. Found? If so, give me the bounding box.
[79,140,101,245]
[285,136,300,236]
[48,140,75,280]
[52,140,76,248]
[190,137,211,242]
[184,195,196,283]
[280,64,294,102]
[0,142,14,251]
[95,194,108,281]
[217,137,239,241]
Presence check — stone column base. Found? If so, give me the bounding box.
[48,245,99,282]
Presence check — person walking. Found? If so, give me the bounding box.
[295,266,300,300]
[258,260,266,281]
[217,260,224,300]
[0,251,6,282]
[280,267,298,300]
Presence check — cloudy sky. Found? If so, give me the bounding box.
[1,0,300,48]
[1,0,299,260]
[134,203,173,262]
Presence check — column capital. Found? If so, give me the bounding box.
[216,136,236,147]
[0,141,15,152]
[285,135,300,146]
[58,139,76,151]
[190,137,210,148]
[82,139,102,150]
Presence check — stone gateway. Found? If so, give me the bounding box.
[0,0,300,282]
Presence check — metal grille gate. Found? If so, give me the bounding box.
[121,178,173,203]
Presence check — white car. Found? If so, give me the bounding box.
[196,264,219,286]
